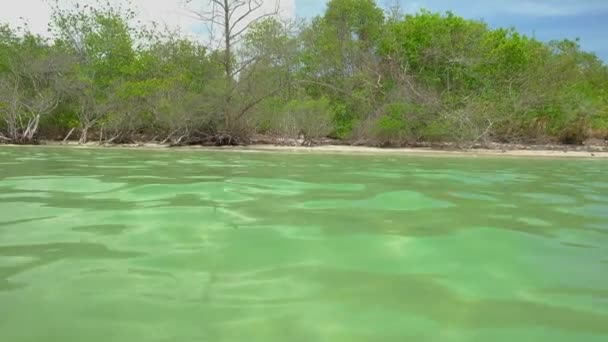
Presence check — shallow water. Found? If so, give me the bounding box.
[1,146,607,341]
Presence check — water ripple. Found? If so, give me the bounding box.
[0,146,607,341]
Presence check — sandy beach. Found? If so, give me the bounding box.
[2,141,606,158]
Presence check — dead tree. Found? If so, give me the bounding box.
[185,0,280,78]
[184,0,281,141]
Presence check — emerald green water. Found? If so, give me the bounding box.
[1,147,607,341]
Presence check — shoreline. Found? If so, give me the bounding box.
[2,141,608,158]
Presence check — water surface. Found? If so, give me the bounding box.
[1,147,607,341]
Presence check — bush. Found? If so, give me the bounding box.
[590,105,608,139]
[419,120,453,142]
[270,97,333,141]
[331,103,353,139]
[437,97,500,146]
[372,102,412,145]
[252,97,286,134]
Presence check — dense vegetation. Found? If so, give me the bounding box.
[1,0,607,147]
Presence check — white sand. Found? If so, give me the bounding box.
[3,141,603,158]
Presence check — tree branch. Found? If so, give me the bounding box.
[229,11,277,39]
[236,86,281,119]
[228,0,247,21]
[229,0,264,34]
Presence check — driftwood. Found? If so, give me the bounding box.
[62,127,76,143]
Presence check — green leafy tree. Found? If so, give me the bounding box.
[50,1,137,143]
[0,24,70,143]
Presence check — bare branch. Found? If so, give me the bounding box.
[228,1,248,21]
[231,55,258,76]
[236,86,281,119]
[182,7,225,26]
[229,0,264,33]
[229,11,277,39]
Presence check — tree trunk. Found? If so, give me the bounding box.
[23,114,40,141]
[223,0,232,79]
[79,125,89,144]
[7,80,19,141]
[62,127,76,143]
[223,0,233,131]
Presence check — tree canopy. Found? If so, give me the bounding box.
[1,0,606,146]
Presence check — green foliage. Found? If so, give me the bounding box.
[1,0,607,146]
[381,11,487,91]
[261,97,333,140]
[0,23,70,142]
[360,102,433,146]
[324,0,384,44]
[285,97,334,140]
[253,97,286,134]
[374,104,410,143]
[331,103,353,139]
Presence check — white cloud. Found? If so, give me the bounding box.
[500,0,608,17]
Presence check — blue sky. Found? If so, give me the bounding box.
[295,0,608,62]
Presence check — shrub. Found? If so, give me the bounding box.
[270,97,333,141]
[372,102,412,145]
